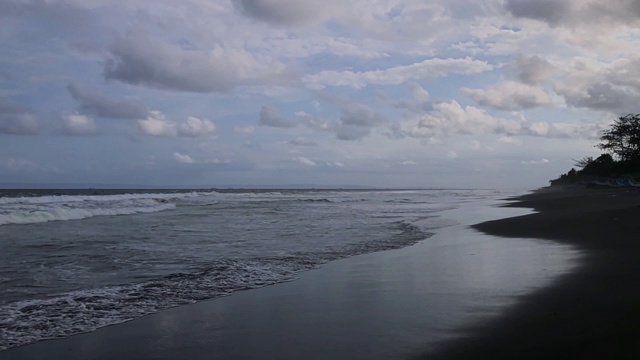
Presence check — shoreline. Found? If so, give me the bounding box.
[0,190,605,359]
[419,186,640,359]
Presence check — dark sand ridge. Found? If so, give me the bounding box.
[418,187,640,359]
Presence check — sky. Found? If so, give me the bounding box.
[1,0,640,189]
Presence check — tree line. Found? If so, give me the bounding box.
[550,114,640,186]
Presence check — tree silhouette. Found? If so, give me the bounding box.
[597,114,640,161]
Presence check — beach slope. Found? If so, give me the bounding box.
[421,187,640,359]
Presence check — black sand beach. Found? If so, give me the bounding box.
[421,187,640,359]
[3,188,638,359]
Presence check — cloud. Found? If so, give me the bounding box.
[336,103,387,140]
[3,157,36,171]
[177,117,216,137]
[505,0,640,28]
[408,83,430,102]
[521,158,551,165]
[0,100,39,135]
[461,81,552,110]
[510,55,555,85]
[259,106,298,128]
[504,0,571,26]
[61,113,97,136]
[137,112,217,138]
[295,156,316,166]
[138,111,177,137]
[554,57,640,115]
[400,160,417,166]
[288,137,318,146]
[173,152,195,164]
[232,0,331,26]
[67,83,148,119]
[105,29,293,93]
[305,57,493,89]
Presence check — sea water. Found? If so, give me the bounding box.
[0,189,510,350]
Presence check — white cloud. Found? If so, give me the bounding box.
[137,112,218,138]
[3,157,37,171]
[173,152,196,164]
[461,81,553,111]
[61,113,97,136]
[138,111,177,137]
[305,57,493,89]
[177,117,216,137]
[295,156,316,166]
[521,158,550,165]
[400,160,417,165]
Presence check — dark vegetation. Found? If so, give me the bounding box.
[550,114,640,186]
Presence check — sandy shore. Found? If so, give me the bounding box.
[419,187,640,359]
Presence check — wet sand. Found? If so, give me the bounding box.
[419,187,640,359]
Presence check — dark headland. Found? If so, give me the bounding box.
[419,186,640,359]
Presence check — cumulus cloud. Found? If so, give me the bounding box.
[259,106,298,128]
[173,152,195,164]
[305,57,493,89]
[555,57,640,114]
[0,101,39,135]
[61,113,97,136]
[177,117,216,137]
[67,83,148,119]
[336,103,388,140]
[137,112,217,138]
[461,81,552,110]
[105,29,293,93]
[138,111,177,137]
[392,99,602,140]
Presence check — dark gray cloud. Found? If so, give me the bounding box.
[232,0,325,26]
[505,0,571,26]
[67,83,148,119]
[512,55,555,85]
[336,103,388,141]
[258,106,298,128]
[0,100,39,135]
[559,82,639,115]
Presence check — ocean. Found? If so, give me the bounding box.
[0,188,560,352]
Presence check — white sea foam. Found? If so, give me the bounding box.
[0,201,177,225]
[0,192,209,225]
